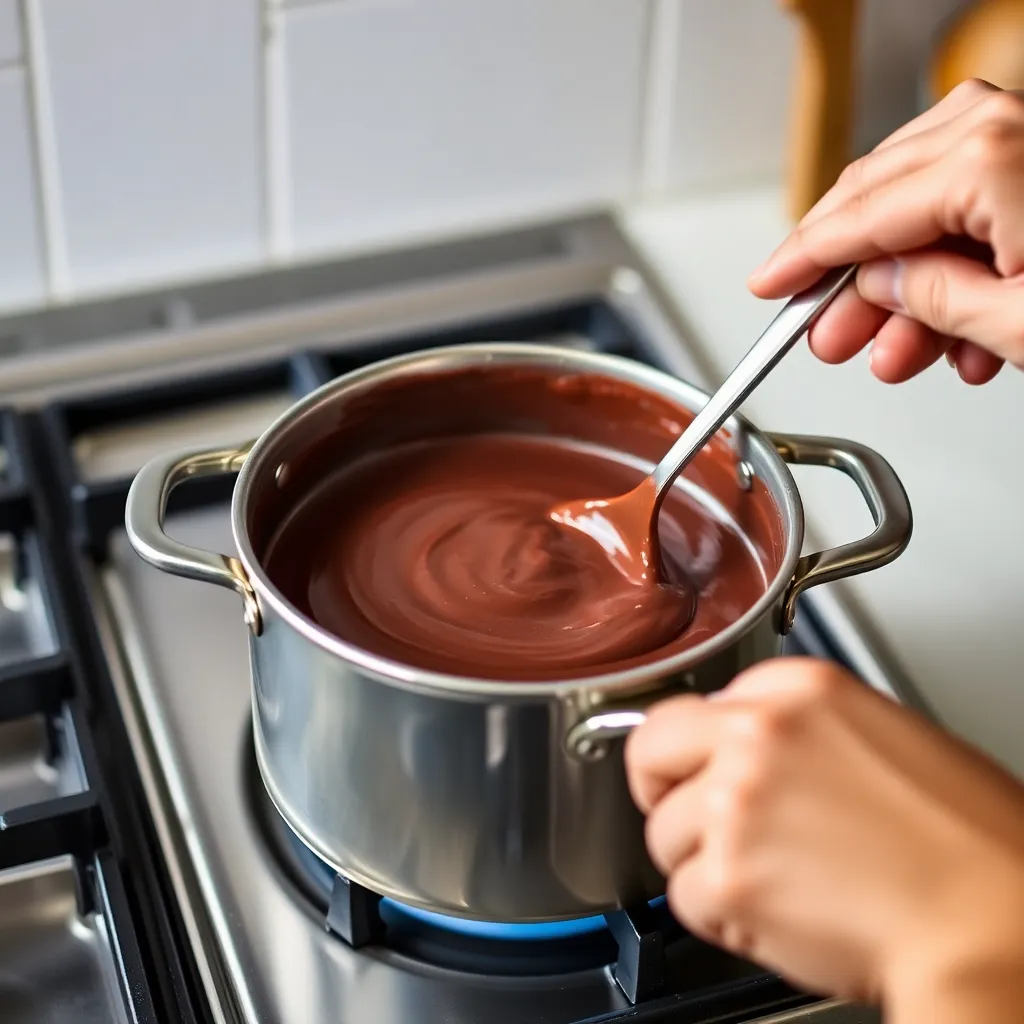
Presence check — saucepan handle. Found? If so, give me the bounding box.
[770,432,912,635]
[125,441,262,634]
[565,692,666,763]
[564,433,912,762]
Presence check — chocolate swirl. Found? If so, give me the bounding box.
[264,433,769,681]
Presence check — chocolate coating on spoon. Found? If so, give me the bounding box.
[255,364,784,682]
[550,475,662,588]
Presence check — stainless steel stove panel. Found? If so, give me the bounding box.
[0,855,130,1024]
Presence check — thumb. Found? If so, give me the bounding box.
[857,253,1024,367]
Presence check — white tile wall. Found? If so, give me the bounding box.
[31,0,264,295]
[277,0,648,258]
[0,0,981,310]
[658,0,973,194]
[662,0,796,193]
[0,68,46,311]
[0,0,21,65]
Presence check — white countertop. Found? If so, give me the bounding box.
[623,187,1024,778]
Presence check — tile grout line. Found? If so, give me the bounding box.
[269,0,348,10]
[20,0,70,300]
[636,0,681,201]
[262,0,293,261]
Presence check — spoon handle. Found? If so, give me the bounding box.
[651,264,858,501]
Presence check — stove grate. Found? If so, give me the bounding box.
[0,406,162,1024]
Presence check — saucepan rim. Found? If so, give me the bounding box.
[231,342,805,697]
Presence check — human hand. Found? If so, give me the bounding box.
[624,658,1024,1020]
[749,79,1024,386]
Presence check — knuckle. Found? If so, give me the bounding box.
[718,921,758,960]
[729,659,847,716]
[640,693,699,735]
[643,811,671,874]
[707,771,763,841]
[727,703,791,750]
[950,77,998,103]
[623,741,663,813]
[730,668,839,740]
[667,868,725,947]
[843,186,871,218]
[626,769,662,819]
[703,848,753,919]
[719,716,782,803]
[666,870,706,937]
[835,155,867,190]
[830,186,876,234]
[625,695,692,768]
[788,662,844,707]
[789,217,821,253]
[644,784,696,874]
[920,266,952,330]
[962,119,1021,174]
[980,89,1024,126]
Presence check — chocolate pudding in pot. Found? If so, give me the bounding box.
[257,364,784,682]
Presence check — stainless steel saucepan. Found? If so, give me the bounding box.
[124,342,912,922]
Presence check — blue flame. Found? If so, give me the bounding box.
[382,895,667,941]
[286,823,665,942]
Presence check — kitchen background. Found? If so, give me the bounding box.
[2,0,1022,778]
[0,0,969,314]
[0,6,1020,1023]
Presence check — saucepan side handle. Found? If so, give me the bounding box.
[770,432,912,635]
[565,692,665,763]
[125,441,262,634]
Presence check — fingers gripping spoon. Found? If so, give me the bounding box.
[550,266,858,584]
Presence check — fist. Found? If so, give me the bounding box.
[624,658,1024,1005]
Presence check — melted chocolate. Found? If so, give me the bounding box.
[254,364,785,682]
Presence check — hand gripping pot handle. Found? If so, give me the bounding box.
[124,441,262,633]
[565,432,912,762]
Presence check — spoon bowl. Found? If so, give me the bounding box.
[550,265,858,583]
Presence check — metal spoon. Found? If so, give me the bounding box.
[550,265,858,584]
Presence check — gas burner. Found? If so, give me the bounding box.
[249,739,690,1000]
[285,814,670,944]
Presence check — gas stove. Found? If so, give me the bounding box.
[0,213,910,1023]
